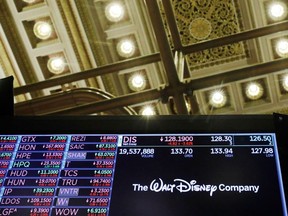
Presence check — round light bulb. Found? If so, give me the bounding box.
[140,106,156,116]
[246,82,264,100]
[282,75,288,91]
[209,90,227,108]
[33,21,52,40]
[132,75,144,87]
[105,2,125,22]
[268,2,287,21]
[23,0,36,3]
[117,39,135,58]
[276,39,288,57]
[47,57,66,74]
[128,74,146,91]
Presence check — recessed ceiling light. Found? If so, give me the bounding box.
[33,21,53,40]
[268,1,287,21]
[47,56,66,74]
[140,106,156,116]
[105,2,125,22]
[128,74,146,91]
[282,74,288,91]
[275,39,288,57]
[245,82,264,100]
[117,39,135,58]
[209,90,227,108]
[23,0,36,3]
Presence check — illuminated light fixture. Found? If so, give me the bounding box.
[128,74,146,91]
[33,21,53,40]
[209,90,227,108]
[245,82,264,100]
[117,39,135,58]
[140,106,156,116]
[275,39,288,57]
[105,1,125,22]
[47,56,66,74]
[23,0,36,3]
[282,74,288,91]
[267,1,288,21]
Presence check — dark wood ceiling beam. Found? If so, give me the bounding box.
[145,0,188,114]
[161,0,191,81]
[160,0,182,50]
[187,57,288,91]
[145,0,180,86]
[182,21,288,54]
[45,88,161,115]
[14,53,160,95]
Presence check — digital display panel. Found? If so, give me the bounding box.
[0,131,287,216]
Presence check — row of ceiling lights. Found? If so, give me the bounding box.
[268,2,288,58]
[268,1,288,21]
[23,0,153,115]
[209,75,288,109]
[31,2,137,73]
[99,1,154,115]
[209,82,263,108]
[209,1,288,109]
[98,1,153,115]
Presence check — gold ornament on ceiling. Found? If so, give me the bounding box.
[189,17,212,40]
[170,0,246,71]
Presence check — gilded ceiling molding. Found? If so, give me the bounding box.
[0,39,19,85]
[170,0,247,71]
[0,0,37,85]
[73,1,120,96]
[74,0,108,66]
[0,38,27,102]
[56,0,99,87]
[56,0,92,70]
[267,108,288,115]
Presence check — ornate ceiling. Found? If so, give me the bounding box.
[0,0,288,115]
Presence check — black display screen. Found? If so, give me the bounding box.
[0,115,287,216]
